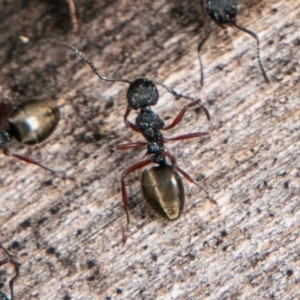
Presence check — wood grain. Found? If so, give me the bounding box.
[0,0,299,299]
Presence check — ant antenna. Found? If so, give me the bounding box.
[152,80,210,120]
[198,0,269,85]
[197,28,213,87]
[62,43,132,84]
[232,23,269,83]
[63,43,210,119]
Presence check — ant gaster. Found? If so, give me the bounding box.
[198,0,269,86]
[0,100,70,180]
[64,44,215,229]
[0,243,20,300]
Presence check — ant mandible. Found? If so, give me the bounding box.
[198,0,269,86]
[64,44,215,231]
[0,243,20,300]
[0,100,72,180]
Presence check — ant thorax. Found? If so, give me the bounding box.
[136,107,165,155]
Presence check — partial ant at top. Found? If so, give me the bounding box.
[0,99,71,180]
[198,0,269,86]
[64,44,215,234]
[0,243,20,300]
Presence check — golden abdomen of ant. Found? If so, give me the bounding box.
[8,100,59,145]
[141,165,185,220]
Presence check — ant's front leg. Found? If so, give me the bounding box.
[116,141,147,150]
[163,99,209,131]
[123,106,139,132]
[164,132,209,143]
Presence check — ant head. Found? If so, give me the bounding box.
[206,0,237,25]
[127,78,159,110]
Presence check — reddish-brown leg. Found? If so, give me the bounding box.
[0,243,20,300]
[0,102,6,127]
[123,106,140,132]
[116,132,209,151]
[116,141,147,150]
[164,132,209,143]
[0,146,74,181]
[120,159,153,224]
[163,100,202,131]
[163,148,216,205]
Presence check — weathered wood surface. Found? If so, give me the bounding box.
[0,0,299,299]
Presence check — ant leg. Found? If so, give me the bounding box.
[163,100,199,130]
[120,159,152,225]
[151,81,210,120]
[65,0,78,32]
[0,102,7,127]
[163,148,216,205]
[174,164,217,205]
[164,131,209,143]
[163,100,209,131]
[116,141,147,150]
[198,28,213,87]
[63,44,132,84]
[233,23,269,83]
[123,106,139,132]
[0,146,74,181]
[0,243,21,300]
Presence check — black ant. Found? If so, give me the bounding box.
[198,0,269,86]
[0,100,71,180]
[0,243,20,300]
[116,106,216,225]
[64,44,215,231]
